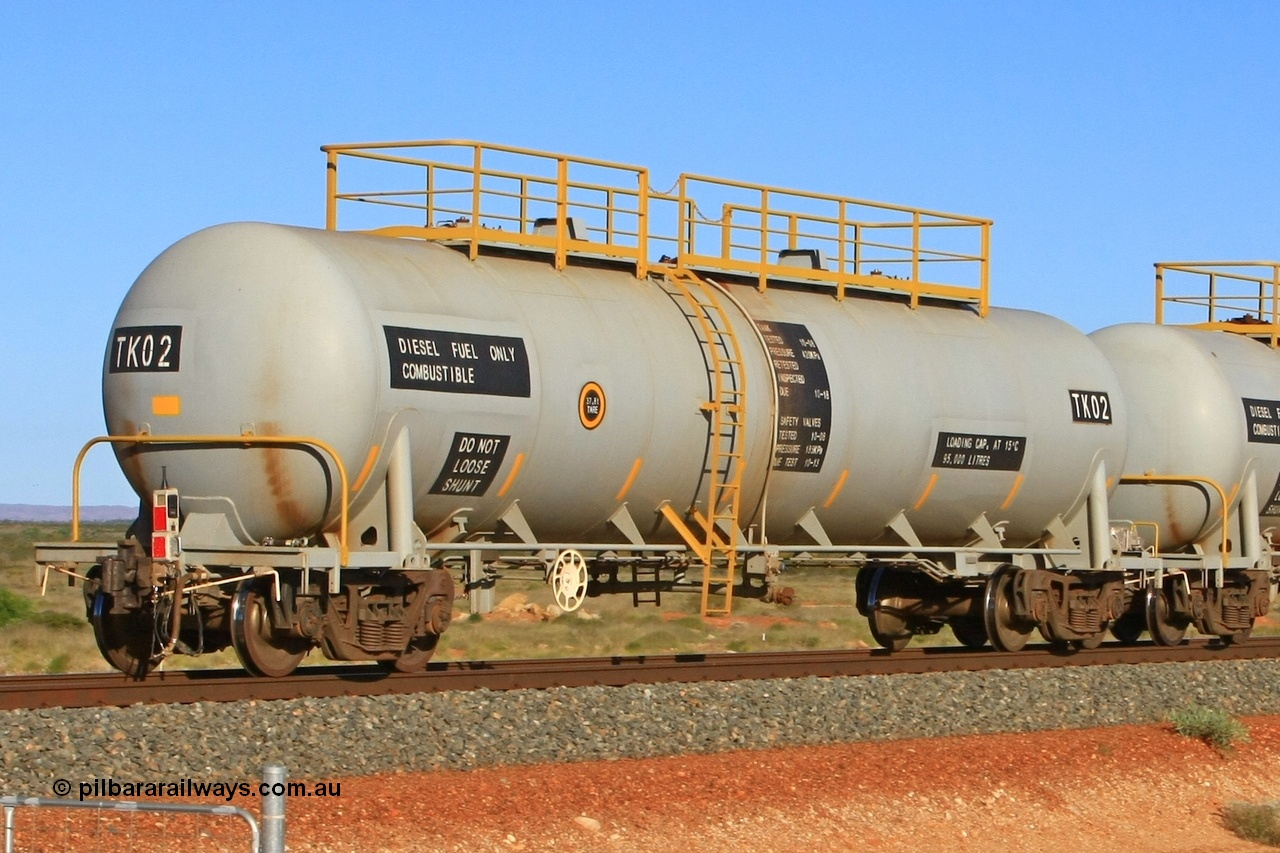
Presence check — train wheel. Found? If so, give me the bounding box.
[90,592,152,678]
[868,607,912,652]
[983,568,1033,652]
[230,580,309,677]
[950,617,989,650]
[1109,611,1145,645]
[549,550,588,612]
[1145,587,1188,647]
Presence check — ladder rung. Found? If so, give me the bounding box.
[669,269,747,619]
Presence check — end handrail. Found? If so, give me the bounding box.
[72,434,351,565]
[1117,473,1232,567]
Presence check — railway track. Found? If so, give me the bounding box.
[4,637,1278,711]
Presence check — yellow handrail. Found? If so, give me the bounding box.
[72,434,351,565]
[1155,261,1280,348]
[1131,520,1160,555]
[323,140,991,311]
[1117,473,1231,567]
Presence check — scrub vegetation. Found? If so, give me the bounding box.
[0,522,122,674]
[1167,704,1251,754]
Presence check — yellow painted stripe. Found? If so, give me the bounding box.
[912,472,939,511]
[615,457,644,501]
[151,395,181,416]
[351,444,381,493]
[1000,473,1025,511]
[496,452,526,498]
[822,469,849,508]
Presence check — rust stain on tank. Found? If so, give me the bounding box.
[258,421,309,532]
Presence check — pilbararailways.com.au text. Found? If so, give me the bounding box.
[52,778,341,801]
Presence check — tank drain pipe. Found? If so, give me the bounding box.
[1241,470,1261,562]
[1087,463,1112,570]
[387,429,415,566]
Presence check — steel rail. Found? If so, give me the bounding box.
[2,638,1278,712]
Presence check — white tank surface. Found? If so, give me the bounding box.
[105,222,775,546]
[726,287,1128,547]
[1089,323,1280,548]
[106,222,1127,552]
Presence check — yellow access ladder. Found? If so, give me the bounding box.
[658,268,747,616]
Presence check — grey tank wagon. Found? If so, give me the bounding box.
[34,140,1280,675]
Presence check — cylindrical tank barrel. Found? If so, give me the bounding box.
[105,223,1127,553]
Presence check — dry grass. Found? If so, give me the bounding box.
[1223,801,1280,846]
[435,568,885,662]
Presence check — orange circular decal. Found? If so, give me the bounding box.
[579,382,606,429]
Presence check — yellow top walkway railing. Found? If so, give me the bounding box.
[1156,261,1280,348]
[322,140,991,314]
[323,139,652,275]
[671,173,989,312]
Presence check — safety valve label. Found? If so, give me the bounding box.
[385,326,531,397]
[429,432,511,496]
[757,320,831,473]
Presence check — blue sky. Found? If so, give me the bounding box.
[2,2,1278,505]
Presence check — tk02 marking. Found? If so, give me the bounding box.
[109,325,182,373]
[1068,390,1111,424]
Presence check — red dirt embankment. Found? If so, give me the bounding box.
[287,717,1280,852]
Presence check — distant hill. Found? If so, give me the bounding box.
[0,505,136,522]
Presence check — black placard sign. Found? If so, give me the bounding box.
[1068,390,1112,424]
[1263,473,1280,516]
[932,432,1026,471]
[757,320,831,472]
[1243,398,1280,444]
[429,432,511,496]
[108,325,182,373]
[385,326,531,397]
